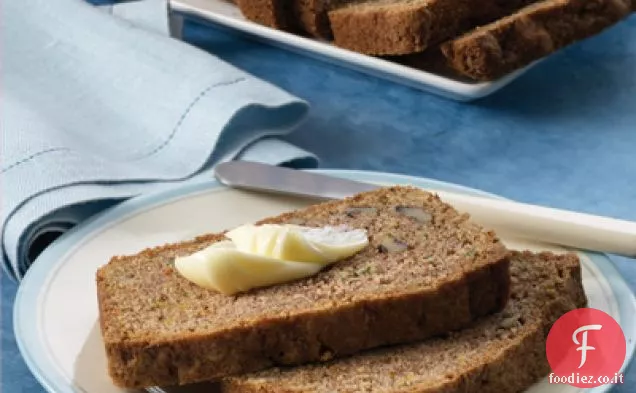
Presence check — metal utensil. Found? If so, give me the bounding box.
[215,161,636,258]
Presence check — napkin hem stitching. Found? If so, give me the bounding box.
[1,148,71,174]
[1,78,248,175]
[130,77,247,162]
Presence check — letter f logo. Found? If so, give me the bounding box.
[546,309,626,388]
[572,324,602,368]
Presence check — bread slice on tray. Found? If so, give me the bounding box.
[235,0,295,30]
[237,0,541,52]
[218,251,587,393]
[236,0,351,39]
[440,0,633,80]
[96,186,510,388]
[327,0,542,55]
[236,0,633,79]
[294,0,350,38]
[237,0,540,47]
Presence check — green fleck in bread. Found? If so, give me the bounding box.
[96,186,509,388]
[219,251,587,393]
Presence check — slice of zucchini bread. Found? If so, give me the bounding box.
[219,251,587,393]
[96,186,510,387]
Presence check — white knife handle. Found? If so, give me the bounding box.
[435,191,636,257]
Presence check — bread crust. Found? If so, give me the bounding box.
[328,3,433,55]
[218,251,587,393]
[236,0,296,30]
[440,0,632,80]
[293,0,332,38]
[235,0,336,38]
[327,0,539,55]
[96,186,510,388]
[238,0,344,39]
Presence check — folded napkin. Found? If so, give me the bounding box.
[1,0,317,280]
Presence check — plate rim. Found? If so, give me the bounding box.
[14,169,636,393]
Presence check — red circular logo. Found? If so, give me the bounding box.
[546,308,626,387]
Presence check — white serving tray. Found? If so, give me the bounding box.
[168,0,535,101]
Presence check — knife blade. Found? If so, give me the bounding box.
[214,161,379,200]
[214,161,636,258]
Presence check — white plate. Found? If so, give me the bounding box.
[168,0,535,101]
[15,170,636,393]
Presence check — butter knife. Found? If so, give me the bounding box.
[215,161,636,257]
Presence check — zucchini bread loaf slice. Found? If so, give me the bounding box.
[96,186,509,388]
[327,0,539,55]
[218,251,587,393]
[236,0,350,38]
[237,0,538,44]
[293,0,351,38]
[235,0,294,30]
[440,0,632,81]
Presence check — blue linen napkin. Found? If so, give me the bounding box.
[1,0,318,280]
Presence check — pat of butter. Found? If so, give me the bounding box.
[174,224,369,295]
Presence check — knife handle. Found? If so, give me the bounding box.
[434,191,636,258]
